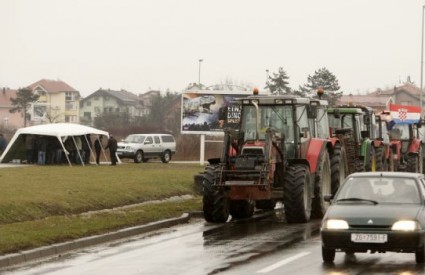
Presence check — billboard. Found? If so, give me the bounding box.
[181,90,251,134]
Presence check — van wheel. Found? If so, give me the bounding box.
[134,151,143,163]
[161,151,171,163]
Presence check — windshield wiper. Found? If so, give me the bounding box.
[337,198,378,205]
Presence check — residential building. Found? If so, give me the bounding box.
[0,87,23,130]
[80,89,143,125]
[337,83,424,114]
[28,79,80,124]
[138,90,160,116]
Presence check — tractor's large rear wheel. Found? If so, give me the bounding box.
[330,145,347,195]
[406,145,422,173]
[202,165,229,223]
[311,150,332,219]
[374,146,385,172]
[283,164,311,223]
[230,200,255,219]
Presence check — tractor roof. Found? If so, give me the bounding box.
[326,107,364,114]
[241,95,311,105]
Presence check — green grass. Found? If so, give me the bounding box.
[0,163,205,254]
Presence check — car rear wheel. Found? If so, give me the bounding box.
[322,246,335,263]
[161,150,171,163]
[415,246,425,264]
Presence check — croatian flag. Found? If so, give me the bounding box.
[389,103,421,124]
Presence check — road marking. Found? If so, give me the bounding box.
[256,252,311,273]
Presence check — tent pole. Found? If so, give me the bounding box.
[60,136,72,167]
[72,136,84,166]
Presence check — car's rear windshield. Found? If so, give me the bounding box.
[161,136,175,143]
[125,135,145,143]
[336,177,421,204]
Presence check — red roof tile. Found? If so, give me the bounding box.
[28,79,78,94]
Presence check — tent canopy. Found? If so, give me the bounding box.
[0,123,109,164]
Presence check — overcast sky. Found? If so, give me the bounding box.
[1,0,425,97]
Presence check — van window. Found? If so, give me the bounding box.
[162,135,175,143]
[154,136,160,144]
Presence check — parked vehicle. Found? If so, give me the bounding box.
[321,172,425,264]
[117,134,176,163]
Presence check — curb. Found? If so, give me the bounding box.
[0,211,204,271]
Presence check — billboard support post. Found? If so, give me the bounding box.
[200,134,205,165]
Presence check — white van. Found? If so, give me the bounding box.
[117,134,176,163]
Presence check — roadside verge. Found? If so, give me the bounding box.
[0,211,203,270]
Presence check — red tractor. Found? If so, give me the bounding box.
[379,103,423,173]
[202,94,332,223]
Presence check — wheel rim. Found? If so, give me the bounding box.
[164,152,170,162]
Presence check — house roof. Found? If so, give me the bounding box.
[338,94,391,107]
[81,89,139,104]
[28,79,78,94]
[368,83,421,97]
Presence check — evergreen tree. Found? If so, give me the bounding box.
[265,67,292,95]
[9,87,40,127]
[303,67,342,106]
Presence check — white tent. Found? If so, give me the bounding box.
[0,123,109,166]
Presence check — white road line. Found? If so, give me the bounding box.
[256,252,311,273]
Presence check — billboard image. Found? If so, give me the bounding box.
[181,91,250,134]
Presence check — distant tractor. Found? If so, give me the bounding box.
[327,105,390,174]
[202,93,332,223]
[379,103,423,173]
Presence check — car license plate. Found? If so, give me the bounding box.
[351,233,387,243]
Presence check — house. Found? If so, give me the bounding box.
[337,83,425,114]
[0,87,23,130]
[28,79,81,124]
[138,90,160,116]
[79,89,162,125]
[79,88,143,125]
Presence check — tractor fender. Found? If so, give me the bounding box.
[408,139,422,154]
[306,138,329,174]
[361,139,373,168]
[327,137,339,148]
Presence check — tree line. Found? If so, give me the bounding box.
[265,67,342,106]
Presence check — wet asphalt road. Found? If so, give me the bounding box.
[4,209,425,275]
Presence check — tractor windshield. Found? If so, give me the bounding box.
[388,124,410,140]
[240,105,294,142]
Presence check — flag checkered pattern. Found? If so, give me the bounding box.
[399,110,407,121]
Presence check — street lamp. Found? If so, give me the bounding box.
[421,5,425,113]
[198,59,203,85]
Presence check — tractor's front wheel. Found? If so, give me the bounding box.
[202,165,229,223]
[283,164,311,223]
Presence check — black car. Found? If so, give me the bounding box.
[321,172,425,264]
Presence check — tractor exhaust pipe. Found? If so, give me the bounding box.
[252,101,260,142]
